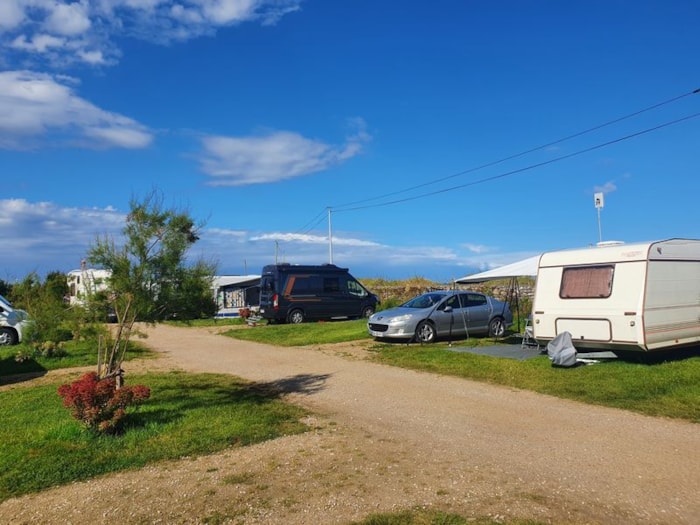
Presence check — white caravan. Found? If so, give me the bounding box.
[0,294,31,346]
[66,267,112,305]
[532,238,700,353]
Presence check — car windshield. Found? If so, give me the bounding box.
[401,293,445,309]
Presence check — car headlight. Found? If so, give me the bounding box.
[386,314,413,325]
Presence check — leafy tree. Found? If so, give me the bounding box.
[0,279,11,297]
[9,272,71,344]
[87,191,217,382]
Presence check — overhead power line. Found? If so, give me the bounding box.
[334,110,700,213]
[331,87,700,212]
[294,208,327,236]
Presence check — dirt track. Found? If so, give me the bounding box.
[2,324,699,524]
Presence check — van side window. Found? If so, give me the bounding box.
[323,278,340,293]
[289,276,320,294]
[560,265,614,298]
[347,279,367,297]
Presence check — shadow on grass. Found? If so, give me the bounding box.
[612,345,700,364]
[0,356,47,386]
[126,372,331,429]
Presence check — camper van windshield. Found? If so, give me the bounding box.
[347,279,367,297]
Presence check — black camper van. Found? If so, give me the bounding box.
[259,264,379,324]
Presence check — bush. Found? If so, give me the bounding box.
[57,372,151,435]
[377,297,403,311]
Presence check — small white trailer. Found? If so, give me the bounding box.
[531,238,700,353]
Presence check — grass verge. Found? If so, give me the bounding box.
[351,508,544,524]
[0,371,308,502]
[223,318,372,346]
[0,339,154,377]
[371,343,700,421]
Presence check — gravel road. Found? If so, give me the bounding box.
[2,324,699,524]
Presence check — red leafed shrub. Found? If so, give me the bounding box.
[57,372,151,434]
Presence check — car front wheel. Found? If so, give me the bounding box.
[361,306,375,318]
[414,321,436,344]
[488,317,506,338]
[0,327,18,346]
[287,309,305,324]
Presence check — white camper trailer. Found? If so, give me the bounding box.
[532,238,700,353]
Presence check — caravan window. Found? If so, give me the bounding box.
[560,265,614,299]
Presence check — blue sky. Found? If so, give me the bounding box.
[1,0,699,283]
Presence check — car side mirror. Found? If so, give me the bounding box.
[443,305,453,313]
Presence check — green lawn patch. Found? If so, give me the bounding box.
[0,372,308,502]
[352,507,544,524]
[166,317,245,328]
[372,344,700,422]
[223,318,371,346]
[0,339,154,377]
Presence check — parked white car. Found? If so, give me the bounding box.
[0,294,30,346]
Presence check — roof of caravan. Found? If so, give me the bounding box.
[538,238,700,267]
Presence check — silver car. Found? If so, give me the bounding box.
[367,290,513,344]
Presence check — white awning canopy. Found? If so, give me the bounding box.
[455,255,540,284]
[211,275,260,289]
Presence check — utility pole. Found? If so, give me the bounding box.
[594,192,604,244]
[328,207,334,264]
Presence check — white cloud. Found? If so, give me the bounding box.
[0,199,126,278]
[0,199,527,282]
[0,70,153,149]
[594,181,618,194]
[461,243,493,254]
[251,232,381,247]
[11,33,66,53]
[84,125,153,149]
[0,1,25,30]
[1,0,302,67]
[44,1,92,36]
[199,122,371,186]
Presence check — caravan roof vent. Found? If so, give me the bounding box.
[596,240,625,247]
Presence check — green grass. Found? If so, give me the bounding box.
[371,343,700,421]
[223,318,371,346]
[351,508,544,525]
[223,320,700,422]
[165,317,245,328]
[0,371,308,502]
[0,339,154,377]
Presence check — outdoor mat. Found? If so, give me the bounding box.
[447,344,543,360]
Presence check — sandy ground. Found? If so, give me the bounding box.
[1,324,699,525]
